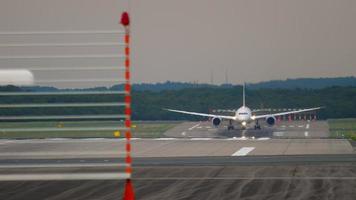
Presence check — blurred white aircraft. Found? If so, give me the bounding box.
[166,84,321,130]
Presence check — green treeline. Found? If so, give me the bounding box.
[131,86,356,120]
[0,85,355,120]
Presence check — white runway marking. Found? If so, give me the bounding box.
[181,132,186,136]
[231,147,255,156]
[48,138,71,141]
[289,125,295,128]
[306,124,310,129]
[82,138,108,141]
[154,138,177,140]
[298,125,304,128]
[304,131,309,137]
[235,137,248,140]
[257,137,271,141]
[205,126,211,129]
[188,123,200,130]
[273,132,285,136]
[281,125,286,128]
[190,138,212,141]
[227,137,269,141]
[197,126,203,129]
[0,141,10,145]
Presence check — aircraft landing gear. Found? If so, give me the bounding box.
[254,125,261,130]
[254,120,261,130]
[228,120,234,131]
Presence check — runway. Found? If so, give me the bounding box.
[0,120,351,160]
[0,120,355,199]
[0,155,356,200]
[0,138,352,160]
[0,155,356,181]
[164,120,330,138]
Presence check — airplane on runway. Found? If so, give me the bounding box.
[165,84,322,130]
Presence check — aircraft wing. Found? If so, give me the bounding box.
[165,108,236,120]
[253,107,322,120]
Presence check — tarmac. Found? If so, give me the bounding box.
[0,120,355,199]
[0,156,356,200]
[0,121,351,160]
[164,120,330,138]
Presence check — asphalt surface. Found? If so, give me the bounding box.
[164,120,329,138]
[0,155,356,200]
[0,138,352,160]
[1,154,356,167]
[0,120,355,199]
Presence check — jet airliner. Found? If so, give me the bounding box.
[166,84,321,130]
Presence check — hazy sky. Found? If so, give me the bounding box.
[0,0,356,87]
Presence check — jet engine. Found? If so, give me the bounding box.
[212,117,222,126]
[266,116,276,126]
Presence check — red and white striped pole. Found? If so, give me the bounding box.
[121,11,135,200]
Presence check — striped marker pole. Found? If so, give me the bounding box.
[121,11,135,200]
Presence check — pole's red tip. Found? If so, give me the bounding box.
[121,12,130,26]
[123,179,135,200]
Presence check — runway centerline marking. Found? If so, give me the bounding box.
[231,147,255,156]
[306,124,310,129]
[188,123,201,131]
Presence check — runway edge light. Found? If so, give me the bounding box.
[121,11,135,200]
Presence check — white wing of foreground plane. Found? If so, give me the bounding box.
[252,107,322,120]
[164,109,236,120]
